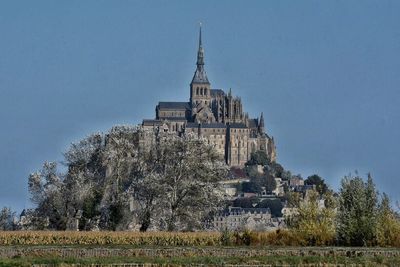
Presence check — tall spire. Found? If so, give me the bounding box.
[192,22,209,84]
[197,22,204,66]
[199,22,202,47]
[259,112,265,133]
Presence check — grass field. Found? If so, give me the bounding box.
[0,245,399,266]
[1,232,400,266]
[1,253,400,266]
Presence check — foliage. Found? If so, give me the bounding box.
[376,193,400,247]
[286,190,337,246]
[28,162,66,230]
[241,181,261,193]
[264,162,284,178]
[134,134,228,231]
[256,198,283,217]
[337,173,379,246]
[219,227,233,245]
[245,150,269,166]
[0,207,15,231]
[28,126,228,231]
[232,197,258,208]
[241,172,276,194]
[305,174,328,195]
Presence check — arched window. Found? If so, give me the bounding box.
[196,87,199,95]
[204,88,207,95]
[200,88,203,95]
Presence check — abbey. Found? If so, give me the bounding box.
[142,27,276,166]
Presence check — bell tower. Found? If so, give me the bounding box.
[190,24,211,108]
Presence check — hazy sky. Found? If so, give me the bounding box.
[1,1,399,212]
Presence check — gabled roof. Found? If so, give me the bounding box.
[157,102,190,110]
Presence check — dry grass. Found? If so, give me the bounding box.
[0,231,223,246]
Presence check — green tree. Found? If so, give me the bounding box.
[337,173,378,246]
[263,172,277,194]
[264,162,284,178]
[233,197,258,208]
[241,181,262,193]
[257,198,283,217]
[305,174,328,195]
[245,150,269,166]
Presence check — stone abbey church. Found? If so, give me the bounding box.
[142,27,276,166]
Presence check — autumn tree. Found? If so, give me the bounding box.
[376,193,400,247]
[287,190,337,245]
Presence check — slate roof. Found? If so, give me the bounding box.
[211,89,225,96]
[248,118,258,128]
[159,117,188,121]
[157,102,190,110]
[142,119,163,126]
[230,123,247,129]
[192,68,210,84]
[186,122,226,129]
[200,123,226,129]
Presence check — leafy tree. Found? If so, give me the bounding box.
[305,174,328,195]
[242,178,262,193]
[376,193,400,247]
[241,173,276,194]
[28,162,67,230]
[147,135,228,231]
[337,173,378,246]
[288,190,336,245]
[233,197,258,208]
[256,199,283,217]
[62,133,106,230]
[0,207,15,231]
[263,172,277,194]
[281,170,292,181]
[264,162,284,178]
[245,150,269,166]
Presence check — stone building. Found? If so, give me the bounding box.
[142,26,276,166]
[213,207,272,231]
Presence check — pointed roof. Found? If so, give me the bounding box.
[191,23,210,84]
[259,112,265,130]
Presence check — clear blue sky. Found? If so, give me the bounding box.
[1,1,399,212]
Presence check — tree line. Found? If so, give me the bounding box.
[24,126,227,231]
[0,125,399,248]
